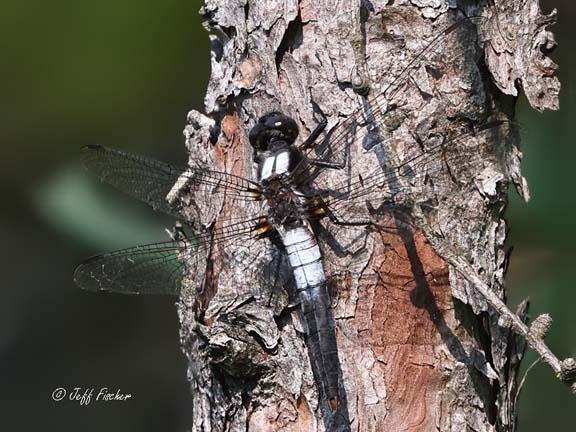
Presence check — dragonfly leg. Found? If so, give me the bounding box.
[300,117,328,150]
[310,160,346,169]
[325,210,371,227]
[329,217,370,227]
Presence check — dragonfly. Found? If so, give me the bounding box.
[74,15,510,412]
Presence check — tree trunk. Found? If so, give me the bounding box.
[177,0,560,431]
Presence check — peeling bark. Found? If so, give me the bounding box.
[177,1,560,431]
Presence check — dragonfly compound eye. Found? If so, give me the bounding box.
[249,112,299,151]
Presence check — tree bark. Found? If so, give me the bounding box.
[177,0,560,431]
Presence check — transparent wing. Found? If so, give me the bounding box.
[318,120,509,224]
[74,241,184,295]
[294,16,484,186]
[82,145,262,221]
[74,215,267,295]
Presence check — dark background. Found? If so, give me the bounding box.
[1,1,573,430]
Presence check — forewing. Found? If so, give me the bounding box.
[320,121,510,225]
[295,16,485,187]
[81,145,262,222]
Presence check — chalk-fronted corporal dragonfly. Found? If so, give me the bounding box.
[74,16,510,410]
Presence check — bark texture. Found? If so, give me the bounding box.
[177,0,559,431]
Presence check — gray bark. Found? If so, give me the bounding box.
[177,0,560,431]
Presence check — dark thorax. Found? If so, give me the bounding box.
[249,112,309,231]
[261,175,305,229]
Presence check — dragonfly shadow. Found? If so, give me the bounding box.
[396,221,498,424]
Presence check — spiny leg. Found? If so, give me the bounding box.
[300,117,328,150]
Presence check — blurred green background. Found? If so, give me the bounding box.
[0,0,573,430]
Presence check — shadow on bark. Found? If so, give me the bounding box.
[397,221,499,425]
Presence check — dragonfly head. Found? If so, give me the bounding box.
[249,112,299,151]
